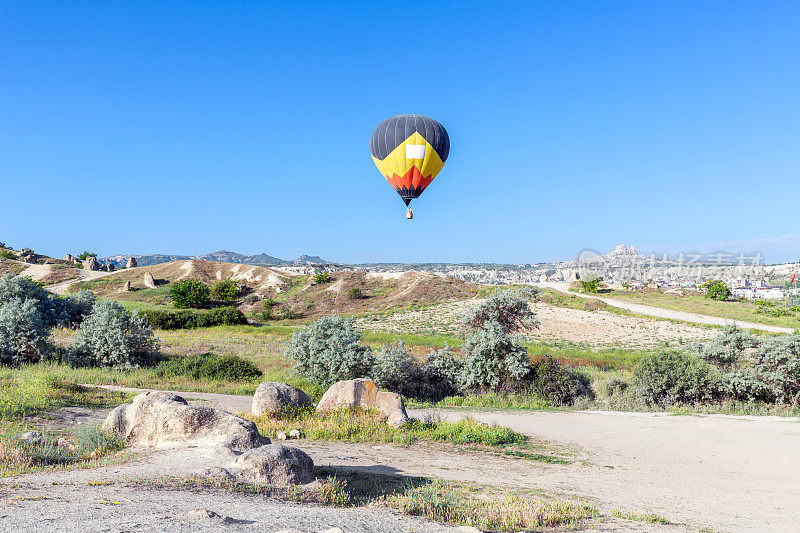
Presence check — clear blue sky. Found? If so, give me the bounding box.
[3,1,800,263]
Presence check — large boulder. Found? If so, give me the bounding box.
[102,392,268,451]
[127,257,137,268]
[107,263,115,272]
[316,378,409,428]
[143,271,156,288]
[231,443,314,484]
[64,254,76,263]
[83,256,99,271]
[252,382,312,416]
[119,280,131,292]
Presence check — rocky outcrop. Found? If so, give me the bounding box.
[252,382,312,416]
[107,263,115,272]
[64,254,76,263]
[143,271,156,288]
[83,256,99,271]
[102,392,268,451]
[316,378,409,428]
[127,257,137,268]
[119,280,131,292]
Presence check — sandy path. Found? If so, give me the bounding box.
[47,268,119,294]
[541,282,795,333]
[84,386,800,531]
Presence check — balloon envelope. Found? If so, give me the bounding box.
[370,114,450,206]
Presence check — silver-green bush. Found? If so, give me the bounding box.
[72,300,159,368]
[0,297,49,365]
[462,289,538,334]
[286,315,373,386]
[459,321,531,392]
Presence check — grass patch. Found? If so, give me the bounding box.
[0,424,125,475]
[385,479,598,530]
[128,473,598,532]
[249,408,525,447]
[612,508,671,524]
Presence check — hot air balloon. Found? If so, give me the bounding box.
[370,114,449,219]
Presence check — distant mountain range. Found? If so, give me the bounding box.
[100,250,330,268]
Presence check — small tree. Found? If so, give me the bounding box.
[313,271,332,284]
[72,300,159,368]
[286,315,373,386]
[211,279,239,301]
[463,289,537,334]
[77,251,97,261]
[579,277,603,293]
[460,321,531,392]
[169,279,211,309]
[701,279,731,300]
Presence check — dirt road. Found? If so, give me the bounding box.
[83,386,800,531]
[541,282,795,333]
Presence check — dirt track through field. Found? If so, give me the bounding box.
[84,386,800,532]
[541,282,795,333]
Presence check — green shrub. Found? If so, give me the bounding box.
[753,336,800,403]
[633,351,719,406]
[0,298,49,365]
[347,287,363,300]
[211,279,239,301]
[463,289,537,334]
[0,250,17,260]
[529,356,592,405]
[313,271,332,284]
[602,376,629,397]
[155,353,262,381]
[286,315,374,386]
[579,277,603,293]
[417,347,463,401]
[701,279,731,300]
[59,289,97,328]
[140,307,247,329]
[279,305,301,320]
[77,251,97,261]
[372,341,421,397]
[692,324,758,369]
[460,321,531,392]
[72,300,159,368]
[169,279,210,309]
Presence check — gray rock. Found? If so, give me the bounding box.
[99,264,108,272]
[119,280,131,292]
[316,378,409,428]
[252,382,312,416]
[18,431,42,444]
[143,271,156,288]
[107,263,115,272]
[102,391,269,451]
[276,431,287,441]
[233,443,315,485]
[64,254,76,263]
[187,509,224,519]
[126,257,137,268]
[83,256,99,271]
[289,429,301,439]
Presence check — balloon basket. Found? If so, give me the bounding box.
[406,209,414,220]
